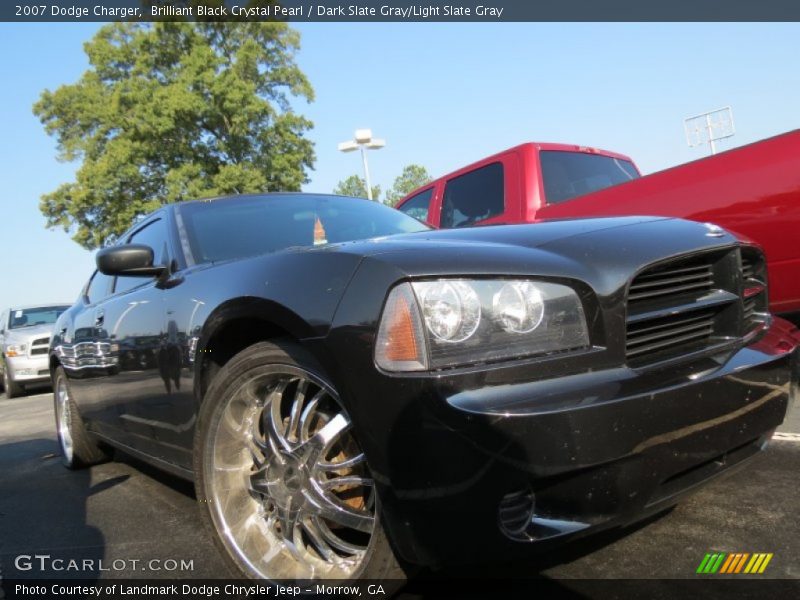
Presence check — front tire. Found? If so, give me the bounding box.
[53,366,109,468]
[3,365,24,398]
[195,340,407,585]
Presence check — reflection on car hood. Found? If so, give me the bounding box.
[334,216,670,256]
[4,323,55,344]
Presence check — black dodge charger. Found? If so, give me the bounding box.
[50,193,797,582]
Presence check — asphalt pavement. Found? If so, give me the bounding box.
[0,390,798,599]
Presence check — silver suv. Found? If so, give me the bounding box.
[0,304,71,398]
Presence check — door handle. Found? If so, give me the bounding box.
[95,311,105,327]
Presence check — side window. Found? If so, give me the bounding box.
[540,151,640,204]
[398,188,434,222]
[114,218,169,295]
[86,270,114,305]
[440,162,504,228]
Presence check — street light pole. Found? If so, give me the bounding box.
[360,145,373,200]
[338,129,386,201]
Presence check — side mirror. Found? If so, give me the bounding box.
[96,244,167,278]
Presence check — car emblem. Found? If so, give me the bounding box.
[703,223,725,238]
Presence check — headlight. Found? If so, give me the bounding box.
[375,278,590,372]
[416,280,481,342]
[493,281,545,333]
[5,344,26,357]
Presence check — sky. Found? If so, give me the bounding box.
[1,22,799,310]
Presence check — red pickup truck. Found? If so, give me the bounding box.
[396,131,800,314]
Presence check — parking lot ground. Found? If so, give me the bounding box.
[0,391,798,598]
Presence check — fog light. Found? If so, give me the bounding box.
[498,490,535,537]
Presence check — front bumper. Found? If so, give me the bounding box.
[6,354,50,384]
[331,318,798,567]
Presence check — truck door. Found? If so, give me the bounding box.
[440,162,507,228]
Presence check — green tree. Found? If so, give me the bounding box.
[333,174,381,202]
[385,164,433,206]
[34,22,315,249]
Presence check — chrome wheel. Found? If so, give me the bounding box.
[206,365,375,580]
[55,375,74,465]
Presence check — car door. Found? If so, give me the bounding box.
[62,269,119,436]
[88,216,174,461]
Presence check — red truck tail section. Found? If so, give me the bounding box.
[537,131,800,314]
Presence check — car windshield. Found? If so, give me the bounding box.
[178,194,430,264]
[8,306,70,330]
[541,150,640,204]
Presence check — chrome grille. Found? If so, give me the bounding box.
[626,251,738,365]
[743,297,757,326]
[626,310,716,359]
[29,336,50,357]
[741,257,755,281]
[628,262,714,304]
[627,248,769,366]
[740,251,767,332]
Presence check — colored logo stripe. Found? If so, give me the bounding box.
[744,553,774,574]
[697,553,726,573]
[697,552,773,574]
[719,553,749,573]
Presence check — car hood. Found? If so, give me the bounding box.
[333,215,739,260]
[3,323,55,344]
[331,216,742,301]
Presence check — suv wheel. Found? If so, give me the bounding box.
[53,366,110,468]
[3,366,24,398]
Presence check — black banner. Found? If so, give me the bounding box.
[3,578,800,600]
[4,0,800,22]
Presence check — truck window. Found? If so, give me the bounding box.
[86,270,114,305]
[541,151,639,204]
[441,162,504,228]
[398,188,434,222]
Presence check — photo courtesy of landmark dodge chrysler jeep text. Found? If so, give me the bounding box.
[49,194,797,585]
